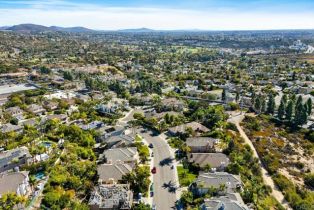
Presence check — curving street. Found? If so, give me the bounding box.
[137,128,179,210]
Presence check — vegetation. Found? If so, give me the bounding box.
[122,166,151,197]
[177,166,197,187]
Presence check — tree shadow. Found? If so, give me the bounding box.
[159,157,174,166]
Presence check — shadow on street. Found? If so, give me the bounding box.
[159,157,174,166]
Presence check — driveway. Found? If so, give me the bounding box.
[137,128,179,210]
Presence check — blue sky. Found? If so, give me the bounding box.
[0,0,314,30]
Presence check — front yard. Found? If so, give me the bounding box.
[177,166,197,187]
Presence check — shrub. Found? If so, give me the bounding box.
[244,116,261,131]
[304,173,314,188]
[226,122,238,132]
[273,174,294,192]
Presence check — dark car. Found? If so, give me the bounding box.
[149,143,154,148]
[151,167,157,174]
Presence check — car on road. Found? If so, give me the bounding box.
[152,204,156,210]
[149,143,154,148]
[151,166,156,174]
[150,183,154,197]
[151,152,154,157]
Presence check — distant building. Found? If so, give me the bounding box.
[45,114,68,123]
[89,184,133,210]
[1,123,23,134]
[27,104,46,115]
[5,106,24,120]
[161,98,185,111]
[42,101,58,110]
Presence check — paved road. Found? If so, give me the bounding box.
[228,113,292,210]
[138,128,178,210]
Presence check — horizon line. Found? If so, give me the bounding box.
[2,23,314,32]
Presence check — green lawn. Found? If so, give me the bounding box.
[177,166,197,187]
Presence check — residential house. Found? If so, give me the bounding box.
[42,101,58,111]
[102,147,138,167]
[191,172,242,196]
[1,123,23,134]
[130,93,154,106]
[187,153,230,171]
[97,104,119,115]
[5,106,24,120]
[161,98,185,111]
[79,121,104,131]
[27,104,46,115]
[168,122,209,136]
[97,163,132,184]
[20,118,38,127]
[76,94,91,102]
[0,171,30,196]
[0,147,32,173]
[145,111,180,121]
[91,92,105,101]
[186,137,219,153]
[45,114,67,123]
[89,184,133,210]
[102,135,135,149]
[200,193,249,210]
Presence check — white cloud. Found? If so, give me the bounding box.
[0,5,314,30]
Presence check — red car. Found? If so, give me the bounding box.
[151,167,156,174]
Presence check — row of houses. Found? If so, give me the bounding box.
[166,120,250,209]
[88,126,139,209]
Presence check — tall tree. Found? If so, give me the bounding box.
[292,71,296,81]
[267,93,275,115]
[236,92,240,102]
[296,95,303,107]
[261,96,266,113]
[251,91,256,107]
[222,89,227,102]
[282,94,288,105]
[290,93,296,103]
[278,99,285,120]
[294,102,306,126]
[286,100,294,122]
[254,96,261,113]
[306,98,312,116]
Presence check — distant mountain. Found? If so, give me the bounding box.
[7,24,49,32]
[5,24,94,33]
[49,26,94,33]
[118,28,155,33]
[0,26,9,30]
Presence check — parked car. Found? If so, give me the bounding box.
[151,166,156,174]
[149,143,154,148]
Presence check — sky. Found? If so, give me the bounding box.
[0,0,314,30]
